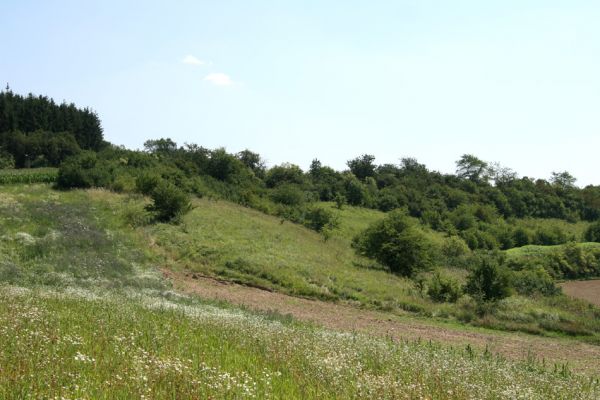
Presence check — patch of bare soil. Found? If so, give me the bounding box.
[163,269,600,375]
[561,279,600,307]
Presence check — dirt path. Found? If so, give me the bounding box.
[163,269,600,375]
[561,279,600,307]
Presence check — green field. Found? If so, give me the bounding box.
[0,168,58,184]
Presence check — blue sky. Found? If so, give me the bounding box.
[1,1,599,185]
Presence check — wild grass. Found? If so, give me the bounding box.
[1,286,598,400]
[144,197,424,311]
[0,184,163,291]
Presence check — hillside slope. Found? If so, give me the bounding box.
[1,184,600,398]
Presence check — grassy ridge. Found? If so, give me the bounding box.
[146,197,418,308]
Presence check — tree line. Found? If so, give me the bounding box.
[1,89,599,245]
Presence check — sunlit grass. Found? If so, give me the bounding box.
[1,286,598,400]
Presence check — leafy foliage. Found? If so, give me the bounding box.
[465,254,513,302]
[585,221,600,242]
[147,181,191,222]
[353,210,434,276]
[426,272,462,303]
[512,267,560,297]
[56,151,112,189]
[303,207,339,233]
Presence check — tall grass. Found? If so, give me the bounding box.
[1,286,598,399]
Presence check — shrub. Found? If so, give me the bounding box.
[344,175,370,206]
[111,174,135,193]
[460,228,499,250]
[56,151,112,189]
[147,181,191,222]
[465,253,512,302]
[513,227,532,247]
[441,236,471,267]
[303,207,339,233]
[585,221,600,243]
[375,192,400,212]
[265,163,305,188]
[269,184,306,206]
[206,148,244,182]
[442,236,470,259]
[334,193,346,209]
[136,172,161,195]
[427,272,462,303]
[353,210,434,277]
[0,151,15,169]
[450,206,477,231]
[534,226,567,245]
[512,266,560,297]
[121,202,152,227]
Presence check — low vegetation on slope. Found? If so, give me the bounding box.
[3,184,600,341]
[3,286,599,400]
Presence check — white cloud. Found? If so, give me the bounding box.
[204,72,234,86]
[182,55,205,66]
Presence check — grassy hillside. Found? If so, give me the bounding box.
[144,197,420,309]
[3,184,600,339]
[1,184,600,398]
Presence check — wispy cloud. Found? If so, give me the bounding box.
[182,55,205,66]
[204,72,234,86]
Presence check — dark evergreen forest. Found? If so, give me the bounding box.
[0,87,104,167]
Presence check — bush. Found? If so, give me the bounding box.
[534,226,567,245]
[344,175,370,206]
[206,148,244,182]
[0,151,15,169]
[110,174,135,193]
[585,221,600,243]
[147,181,191,222]
[303,207,339,233]
[56,151,112,189]
[427,272,462,303]
[375,192,400,212]
[441,236,471,267]
[512,227,532,247]
[136,172,161,195]
[265,163,305,188]
[465,253,512,302]
[353,210,434,277]
[270,184,306,206]
[442,236,470,259]
[334,193,346,209]
[460,228,499,250]
[512,266,560,297]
